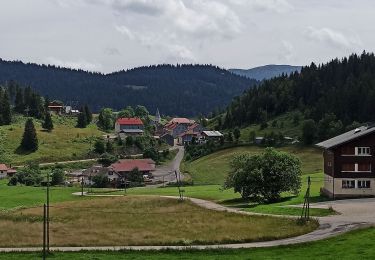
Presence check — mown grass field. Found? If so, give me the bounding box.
[0,179,88,209]
[182,145,322,185]
[1,227,375,259]
[0,196,316,247]
[0,116,104,165]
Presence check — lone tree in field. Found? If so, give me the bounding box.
[42,112,54,131]
[225,148,301,202]
[21,118,38,152]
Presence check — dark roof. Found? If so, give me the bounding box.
[316,126,375,149]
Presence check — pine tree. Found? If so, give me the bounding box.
[76,107,88,128]
[21,118,38,152]
[0,90,11,125]
[84,104,92,124]
[42,112,54,131]
[14,87,24,114]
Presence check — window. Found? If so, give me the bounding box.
[358,180,371,189]
[356,147,371,156]
[342,164,355,172]
[342,180,355,189]
[342,146,355,155]
[358,163,371,172]
[328,161,332,167]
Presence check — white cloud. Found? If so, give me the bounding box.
[306,26,362,51]
[44,57,102,71]
[278,40,294,61]
[246,0,294,13]
[115,25,135,40]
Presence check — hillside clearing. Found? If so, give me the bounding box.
[182,145,322,185]
[0,116,103,165]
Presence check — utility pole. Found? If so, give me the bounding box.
[43,203,46,260]
[46,172,50,252]
[300,176,311,222]
[81,175,84,196]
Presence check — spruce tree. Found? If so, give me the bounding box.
[14,87,24,114]
[84,104,92,124]
[42,112,54,131]
[0,90,11,125]
[21,118,38,152]
[76,107,88,128]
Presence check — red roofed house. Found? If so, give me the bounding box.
[0,164,17,179]
[109,159,156,180]
[115,118,144,136]
[164,118,196,138]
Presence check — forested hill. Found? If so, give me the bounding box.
[229,65,302,81]
[0,60,257,116]
[223,52,375,132]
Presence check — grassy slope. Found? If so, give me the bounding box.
[182,145,322,185]
[2,227,375,259]
[0,196,316,247]
[0,116,104,165]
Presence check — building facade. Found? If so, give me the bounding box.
[316,126,375,198]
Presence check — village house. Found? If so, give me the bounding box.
[177,131,200,145]
[0,164,17,179]
[115,118,144,136]
[160,133,175,146]
[48,101,64,115]
[109,159,156,180]
[316,126,375,198]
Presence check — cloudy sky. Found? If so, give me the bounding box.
[0,0,373,73]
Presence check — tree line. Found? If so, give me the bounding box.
[0,60,257,116]
[222,52,375,143]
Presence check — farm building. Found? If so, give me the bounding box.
[109,159,156,179]
[160,133,175,146]
[0,164,17,179]
[48,101,64,115]
[115,118,144,136]
[202,131,223,140]
[316,126,375,198]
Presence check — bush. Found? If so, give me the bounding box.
[94,140,106,154]
[92,174,109,188]
[51,168,65,186]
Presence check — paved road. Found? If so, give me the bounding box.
[152,146,184,184]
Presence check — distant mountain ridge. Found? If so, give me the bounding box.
[0,59,257,116]
[230,65,302,81]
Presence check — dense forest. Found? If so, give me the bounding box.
[223,52,375,141]
[0,60,257,116]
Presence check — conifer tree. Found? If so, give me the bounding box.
[42,112,54,131]
[76,107,88,128]
[14,87,24,114]
[84,104,92,124]
[21,118,38,152]
[0,90,11,125]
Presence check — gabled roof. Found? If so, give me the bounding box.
[316,126,375,149]
[202,131,223,137]
[188,123,201,130]
[110,159,155,172]
[169,118,194,124]
[0,164,8,171]
[116,118,143,125]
